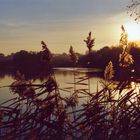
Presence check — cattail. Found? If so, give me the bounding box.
[119,25,134,67]
[41,41,47,50]
[84,32,95,54]
[119,50,134,67]
[41,41,52,63]
[120,25,128,47]
[69,46,78,65]
[104,61,114,80]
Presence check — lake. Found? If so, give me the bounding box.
[1,67,139,139]
[0,68,104,104]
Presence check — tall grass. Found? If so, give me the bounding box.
[0,29,140,140]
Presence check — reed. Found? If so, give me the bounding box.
[0,29,140,140]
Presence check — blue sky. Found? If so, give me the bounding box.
[0,0,138,54]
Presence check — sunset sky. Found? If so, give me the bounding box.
[0,0,140,55]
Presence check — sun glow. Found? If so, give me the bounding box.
[124,23,140,41]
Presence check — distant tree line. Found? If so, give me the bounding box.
[0,42,140,77]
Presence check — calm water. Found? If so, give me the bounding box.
[0,68,103,104]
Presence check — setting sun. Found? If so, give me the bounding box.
[124,23,140,41]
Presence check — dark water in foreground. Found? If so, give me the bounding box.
[0,68,103,104]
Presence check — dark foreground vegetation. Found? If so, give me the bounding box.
[1,26,140,140]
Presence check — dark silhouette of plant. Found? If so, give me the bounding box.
[84,32,95,66]
[41,41,52,64]
[69,46,78,66]
[84,32,95,54]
